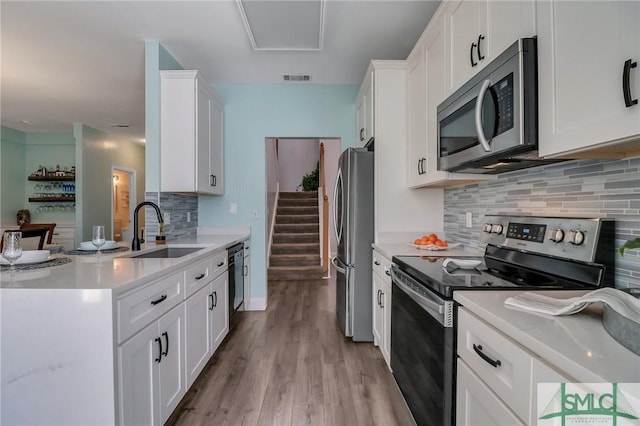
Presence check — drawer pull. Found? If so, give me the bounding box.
[217,261,225,267]
[473,344,501,368]
[384,269,391,277]
[150,294,167,306]
[155,337,163,363]
[195,273,206,280]
[374,260,381,266]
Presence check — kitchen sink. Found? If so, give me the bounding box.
[128,247,202,259]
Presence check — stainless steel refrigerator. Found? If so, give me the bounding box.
[331,147,374,342]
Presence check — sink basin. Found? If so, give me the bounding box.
[129,247,202,259]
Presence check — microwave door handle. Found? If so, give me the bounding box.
[475,79,492,152]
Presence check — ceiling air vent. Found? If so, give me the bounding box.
[283,74,311,82]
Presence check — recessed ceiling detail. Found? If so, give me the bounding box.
[283,74,311,82]
[236,0,325,51]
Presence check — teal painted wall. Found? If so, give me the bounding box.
[200,83,358,301]
[1,126,26,226]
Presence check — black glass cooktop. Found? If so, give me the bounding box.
[392,254,597,299]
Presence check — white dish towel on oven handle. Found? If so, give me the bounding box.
[504,288,640,322]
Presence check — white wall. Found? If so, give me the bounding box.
[320,138,341,257]
[265,138,279,261]
[74,124,145,243]
[277,139,319,191]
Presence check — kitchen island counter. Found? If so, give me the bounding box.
[0,233,248,293]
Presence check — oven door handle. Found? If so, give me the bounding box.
[475,79,492,152]
[391,268,446,317]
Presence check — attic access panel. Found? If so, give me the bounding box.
[237,0,325,51]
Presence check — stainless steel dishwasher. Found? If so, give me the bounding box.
[228,243,244,318]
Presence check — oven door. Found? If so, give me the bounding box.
[391,266,455,426]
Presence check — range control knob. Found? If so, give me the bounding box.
[482,223,493,233]
[549,228,565,243]
[568,230,585,245]
[491,224,503,234]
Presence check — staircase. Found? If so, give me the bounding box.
[268,191,325,281]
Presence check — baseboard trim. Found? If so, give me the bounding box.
[245,297,267,311]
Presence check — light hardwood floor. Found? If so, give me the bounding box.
[167,277,415,426]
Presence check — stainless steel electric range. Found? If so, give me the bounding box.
[389,215,615,426]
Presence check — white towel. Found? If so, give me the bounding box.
[504,288,640,323]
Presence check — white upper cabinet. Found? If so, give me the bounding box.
[161,70,224,195]
[444,0,535,95]
[355,70,374,147]
[407,6,493,188]
[537,1,640,158]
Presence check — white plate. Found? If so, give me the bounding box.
[410,242,462,251]
[0,250,51,265]
[78,241,118,251]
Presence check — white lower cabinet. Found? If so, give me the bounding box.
[118,248,232,425]
[456,359,525,426]
[185,271,228,388]
[372,249,392,367]
[119,303,186,426]
[456,307,571,425]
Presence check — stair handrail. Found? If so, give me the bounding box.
[319,142,329,273]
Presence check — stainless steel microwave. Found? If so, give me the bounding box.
[437,38,559,174]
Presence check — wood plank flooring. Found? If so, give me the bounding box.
[167,277,415,426]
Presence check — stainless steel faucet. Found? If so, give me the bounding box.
[132,201,164,251]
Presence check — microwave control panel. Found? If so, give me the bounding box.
[493,73,514,136]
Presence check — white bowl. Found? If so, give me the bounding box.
[79,241,117,251]
[0,250,50,265]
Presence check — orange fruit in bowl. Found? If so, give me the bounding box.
[414,238,422,245]
[428,233,438,240]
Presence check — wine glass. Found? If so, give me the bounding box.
[3,231,23,271]
[92,225,106,258]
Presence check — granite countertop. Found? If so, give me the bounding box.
[0,234,249,293]
[454,290,640,383]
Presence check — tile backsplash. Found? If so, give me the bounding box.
[144,192,198,240]
[443,157,640,289]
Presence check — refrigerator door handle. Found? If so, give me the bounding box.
[331,257,347,274]
[332,169,343,243]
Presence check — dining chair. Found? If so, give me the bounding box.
[20,223,57,244]
[1,227,48,251]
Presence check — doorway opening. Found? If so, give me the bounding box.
[111,167,136,242]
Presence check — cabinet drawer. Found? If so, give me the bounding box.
[185,257,214,298]
[118,271,184,343]
[211,251,227,279]
[372,250,392,284]
[457,308,532,422]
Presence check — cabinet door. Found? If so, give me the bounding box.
[210,271,229,353]
[456,359,525,426]
[196,83,212,194]
[209,95,225,195]
[380,278,391,367]
[486,1,535,63]
[538,1,640,157]
[158,304,186,424]
[185,283,213,388]
[372,272,384,349]
[407,46,428,187]
[119,322,160,426]
[364,74,374,143]
[445,0,487,94]
[243,254,251,310]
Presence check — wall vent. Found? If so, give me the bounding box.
[283,74,311,82]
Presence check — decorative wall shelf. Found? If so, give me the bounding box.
[28,176,75,182]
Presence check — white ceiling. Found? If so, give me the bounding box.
[1,0,440,141]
